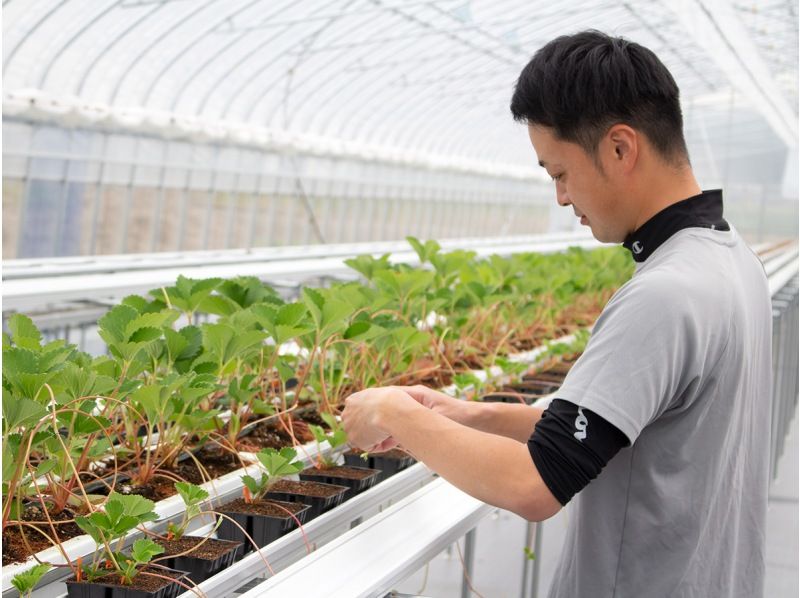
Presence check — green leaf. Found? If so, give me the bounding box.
[3,442,17,482]
[255,447,303,480]
[129,385,163,422]
[130,538,164,564]
[2,394,47,432]
[35,458,58,478]
[276,303,307,327]
[3,347,39,374]
[174,482,208,507]
[106,492,158,523]
[163,328,188,364]
[241,474,264,497]
[98,304,139,345]
[127,327,162,343]
[124,311,177,340]
[120,295,152,313]
[11,563,50,595]
[343,322,383,341]
[198,294,241,317]
[8,314,42,350]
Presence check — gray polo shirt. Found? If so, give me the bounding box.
[548,225,772,598]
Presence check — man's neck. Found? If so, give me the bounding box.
[629,168,702,232]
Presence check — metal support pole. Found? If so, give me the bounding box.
[460,528,477,598]
[519,521,535,598]
[530,521,543,598]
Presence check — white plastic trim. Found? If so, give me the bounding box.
[239,477,493,598]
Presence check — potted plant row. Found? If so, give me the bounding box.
[3,238,634,594]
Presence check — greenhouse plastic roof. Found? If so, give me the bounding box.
[3,0,798,174]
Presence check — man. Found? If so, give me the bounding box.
[342,30,771,597]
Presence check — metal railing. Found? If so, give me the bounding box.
[770,276,799,480]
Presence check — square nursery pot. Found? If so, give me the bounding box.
[343,449,416,483]
[65,567,188,598]
[298,465,381,500]
[265,479,349,519]
[215,498,311,557]
[503,380,562,396]
[155,536,242,584]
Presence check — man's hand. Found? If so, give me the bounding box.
[391,385,470,424]
[341,387,417,452]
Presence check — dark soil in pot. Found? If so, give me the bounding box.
[299,465,381,500]
[2,504,84,565]
[155,536,241,584]
[343,449,415,483]
[65,566,187,598]
[216,498,310,557]
[265,479,348,519]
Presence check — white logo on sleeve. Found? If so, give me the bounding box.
[574,408,588,442]
[632,241,644,255]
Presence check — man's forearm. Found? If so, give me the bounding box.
[458,401,544,443]
[376,397,560,521]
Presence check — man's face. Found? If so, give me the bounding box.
[528,125,627,243]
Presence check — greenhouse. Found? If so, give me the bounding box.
[1,1,798,597]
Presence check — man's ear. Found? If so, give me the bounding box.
[605,124,638,172]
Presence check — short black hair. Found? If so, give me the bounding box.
[510,30,689,165]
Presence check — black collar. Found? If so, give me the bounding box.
[622,189,729,263]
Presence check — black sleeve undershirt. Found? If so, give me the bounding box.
[527,399,630,506]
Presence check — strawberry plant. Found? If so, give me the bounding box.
[241,448,304,502]
[308,413,348,469]
[10,563,50,597]
[166,482,209,540]
[74,492,160,583]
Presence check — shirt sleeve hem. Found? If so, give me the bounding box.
[555,388,640,445]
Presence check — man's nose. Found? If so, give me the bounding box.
[556,184,571,207]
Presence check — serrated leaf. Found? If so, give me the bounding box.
[129,385,163,422]
[276,303,307,327]
[131,538,164,563]
[174,482,208,507]
[124,311,177,341]
[120,295,151,313]
[8,314,42,348]
[98,305,139,345]
[35,458,58,478]
[2,395,47,432]
[10,563,50,594]
[3,347,40,374]
[177,326,202,360]
[128,327,163,343]
[198,294,241,317]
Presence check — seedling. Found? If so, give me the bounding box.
[309,413,348,469]
[11,564,50,597]
[74,492,160,584]
[118,538,165,585]
[167,482,210,539]
[241,447,304,502]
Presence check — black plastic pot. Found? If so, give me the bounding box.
[157,537,242,584]
[65,568,188,598]
[265,480,349,519]
[504,380,561,395]
[298,465,381,500]
[343,450,416,483]
[216,499,311,557]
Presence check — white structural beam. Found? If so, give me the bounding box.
[2,234,602,312]
[667,0,798,148]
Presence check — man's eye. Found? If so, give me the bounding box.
[550,173,563,182]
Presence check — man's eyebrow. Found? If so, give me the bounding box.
[538,160,546,168]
